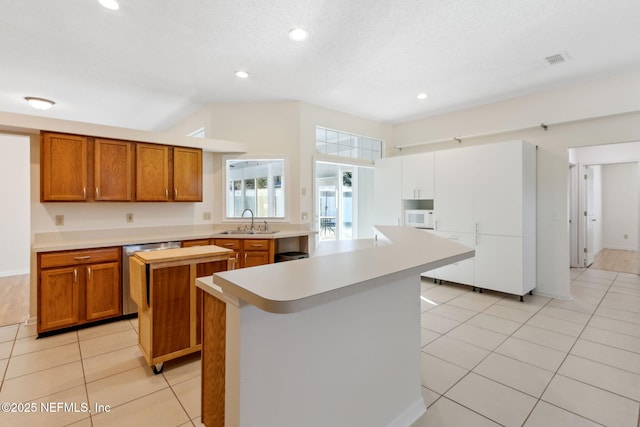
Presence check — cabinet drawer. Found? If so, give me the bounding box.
[182,239,212,248]
[213,239,241,251]
[40,247,120,269]
[243,239,269,251]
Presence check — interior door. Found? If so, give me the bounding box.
[584,166,596,266]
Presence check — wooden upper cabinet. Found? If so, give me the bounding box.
[40,132,202,203]
[41,132,88,201]
[94,138,134,201]
[173,147,202,202]
[136,143,170,201]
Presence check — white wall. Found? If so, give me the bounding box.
[0,133,30,276]
[392,69,640,300]
[602,163,638,250]
[168,101,392,233]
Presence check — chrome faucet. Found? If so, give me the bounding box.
[241,208,255,231]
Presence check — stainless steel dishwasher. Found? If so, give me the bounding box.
[122,241,181,316]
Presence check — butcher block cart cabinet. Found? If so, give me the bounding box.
[129,245,233,373]
[37,247,121,334]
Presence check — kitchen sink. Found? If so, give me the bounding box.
[216,230,279,235]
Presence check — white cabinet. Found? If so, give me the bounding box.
[402,152,434,200]
[434,147,476,233]
[473,141,528,237]
[373,157,402,226]
[426,231,475,284]
[431,140,536,298]
[474,234,524,294]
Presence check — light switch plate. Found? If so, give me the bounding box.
[55,215,64,226]
[126,213,134,223]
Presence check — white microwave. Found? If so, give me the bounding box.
[405,209,434,228]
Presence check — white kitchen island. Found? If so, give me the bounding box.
[196,226,474,427]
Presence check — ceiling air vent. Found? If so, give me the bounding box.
[545,52,570,65]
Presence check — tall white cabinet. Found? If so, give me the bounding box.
[430,140,536,299]
[373,157,402,226]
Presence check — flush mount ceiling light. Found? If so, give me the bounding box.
[24,97,55,110]
[288,28,308,41]
[235,70,249,79]
[99,0,119,10]
[417,93,428,100]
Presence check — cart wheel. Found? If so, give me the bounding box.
[152,363,164,374]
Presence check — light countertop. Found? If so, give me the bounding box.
[32,224,315,252]
[198,225,475,314]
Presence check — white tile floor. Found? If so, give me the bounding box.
[413,268,640,427]
[0,268,638,426]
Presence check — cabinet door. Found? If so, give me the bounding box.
[85,262,121,321]
[173,147,202,201]
[402,152,434,199]
[244,250,270,268]
[433,231,475,286]
[39,267,81,331]
[152,265,192,356]
[136,143,170,201]
[41,133,88,201]
[474,234,523,294]
[373,157,402,225]
[213,239,241,268]
[94,138,134,201]
[434,148,476,233]
[473,141,523,237]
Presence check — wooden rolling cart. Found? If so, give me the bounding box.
[129,245,234,373]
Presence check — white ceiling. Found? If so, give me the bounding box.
[2,0,640,132]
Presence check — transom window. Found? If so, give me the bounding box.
[315,127,383,161]
[225,159,285,218]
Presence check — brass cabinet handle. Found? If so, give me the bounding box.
[87,267,91,281]
[165,188,168,199]
[73,268,78,283]
[96,187,99,198]
[244,253,247,264]
[74,256,91,260]
[250,244,262,248]
[174,189,178,199]
[83,187,87,199]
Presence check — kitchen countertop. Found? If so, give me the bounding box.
[32,224,315,252]
[198,225,474,314]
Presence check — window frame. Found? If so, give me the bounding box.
[221,155,289,222]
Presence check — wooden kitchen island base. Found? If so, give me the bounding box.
[129,245,233,373]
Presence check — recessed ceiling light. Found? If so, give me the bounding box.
[99,0,119,10]
[417,93,428,100]
[288,28,308,41]
[235,70,249,79]
[24,97,55,110]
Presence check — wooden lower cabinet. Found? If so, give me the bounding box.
[213,238,274,269]
[38,247,121,334]
[39,267,82,331]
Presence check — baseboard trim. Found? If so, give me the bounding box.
[0,269,29,278]
[533,290,572,301]
[387,397,426,427]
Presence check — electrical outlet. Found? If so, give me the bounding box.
[301,211,308,221]
[55,215,64,226]
[126,213,134,223]
[203,212,212,220]
[624,234,629,239]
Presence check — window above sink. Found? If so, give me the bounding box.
[224,157,287,220]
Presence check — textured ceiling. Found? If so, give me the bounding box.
[1,0,640,131]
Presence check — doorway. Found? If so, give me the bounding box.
[0,133,31,326]
[314,160,374,242]
[569,142,640,274]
